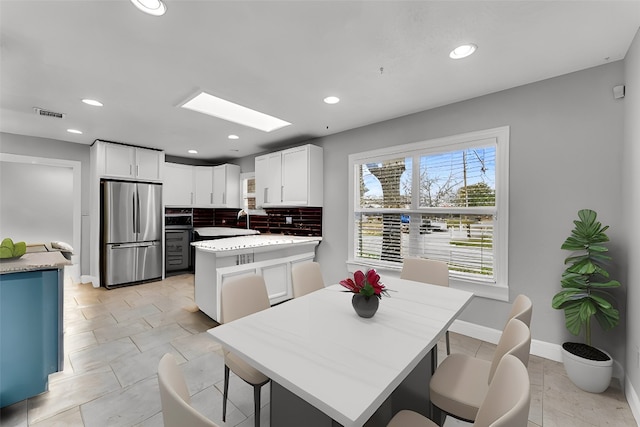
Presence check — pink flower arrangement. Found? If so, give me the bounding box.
[340,269,389,299]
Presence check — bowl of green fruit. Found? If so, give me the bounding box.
[0,238,27,259]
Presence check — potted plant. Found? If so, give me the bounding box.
[340,269,389,318]
[552,209,621,393]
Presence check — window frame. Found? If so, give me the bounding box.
[347,126,509,301]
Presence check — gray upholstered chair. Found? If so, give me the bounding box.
[291,261,325,298]
[400,257,451,354]
[429,318,531,425]
[388,354,530,427]
[220,274,271,427]
[158,353,220,427]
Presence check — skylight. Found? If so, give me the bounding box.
[180,92,291,132]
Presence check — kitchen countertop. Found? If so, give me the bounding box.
[192,234,322,254]
[193,227,260,237]
[0,251,72,274]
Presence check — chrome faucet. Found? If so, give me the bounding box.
[237,209,250,229]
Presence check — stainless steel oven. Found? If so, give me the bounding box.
[165,208,193,273]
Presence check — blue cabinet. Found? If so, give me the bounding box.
[0,269,63,408]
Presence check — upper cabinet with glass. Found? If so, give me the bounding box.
[255,144,323,207]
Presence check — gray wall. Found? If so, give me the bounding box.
[0,161,73,245]
[0,56,631,371]
[623,29,640,397]
[0,133,91,273]
[242,61,627,364]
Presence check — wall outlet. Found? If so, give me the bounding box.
[636,345,640,368]
[285,216,293,224]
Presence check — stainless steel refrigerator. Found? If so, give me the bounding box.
[102,180,162,288]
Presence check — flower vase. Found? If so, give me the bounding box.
[352,294,379,318]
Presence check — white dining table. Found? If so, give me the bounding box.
[207,275,473,427]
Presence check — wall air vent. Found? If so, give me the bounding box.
[33,107,65,119]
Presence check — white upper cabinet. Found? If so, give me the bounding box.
[213,164,241,208]
[164,163,194,206]
[194,166,214,206]
[164,163,241,208]
[255,144,323,207]
[97,140,163,181]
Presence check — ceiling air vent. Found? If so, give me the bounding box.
[33,107,65,119]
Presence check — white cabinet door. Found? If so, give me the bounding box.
[102,143,162,181]
[164,163,194,206]
[194,166,214,206]
[261,263,289,302]
[256,152,282,206]
[104,143,136,178]
[212,164,241,207]
[135,148,163,181]
[281,146,308,205]
[254,144,323,207]
[255,155,269,208]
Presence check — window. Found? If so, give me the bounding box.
[348,127,509,300]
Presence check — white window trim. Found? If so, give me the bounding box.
[346,126,509,301]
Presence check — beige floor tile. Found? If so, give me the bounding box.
[5,273,636,427]
[129,322,191,352]
[80,376,161,427]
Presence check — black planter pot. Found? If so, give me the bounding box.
[351,294,379,318]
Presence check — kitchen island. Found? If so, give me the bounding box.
[0,252,70,408]
[192,235,321,322]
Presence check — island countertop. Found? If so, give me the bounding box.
[192,234,322,255]
[0,251,71,274]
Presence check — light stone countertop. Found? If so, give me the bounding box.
[0,251,71,274]
[192,234,322,254]
[193,227,260,237]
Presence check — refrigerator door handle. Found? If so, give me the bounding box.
[132,192,137,234]
[136,189,141,235]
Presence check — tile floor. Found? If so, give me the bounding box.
[0,272,637,427]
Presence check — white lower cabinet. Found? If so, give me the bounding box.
[194,243,319,322]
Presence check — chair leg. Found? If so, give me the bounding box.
[445,330,451,355]
[223,365,230,422]
[253,384,261,427]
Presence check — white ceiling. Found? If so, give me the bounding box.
[1,1,639,162]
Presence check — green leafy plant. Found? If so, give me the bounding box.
[552,209,620,346]
[0,238,27,259]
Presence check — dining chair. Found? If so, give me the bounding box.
[291,261,325,298]
[158,353,220,427]
[507,294,533,328]
[429,317,531,425]
[400,257,451,354]
[388,354,530,427]
[220,274,271,427]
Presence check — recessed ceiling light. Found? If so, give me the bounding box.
[130,0,166,16]
[449,44,477,59]
[180,91,291,132]
[82,99,103,107]
[188,149,198,154]
[324,96,340,104]
[228,134,239,140]
[67,129,83,134]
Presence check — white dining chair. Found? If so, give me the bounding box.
[158,353,220,427]
[388,354,530,427]
[507,294,533,328]
[220,274,271,427]
[429,318,531,425]
[291,261,325,298]
[400,257,451,354]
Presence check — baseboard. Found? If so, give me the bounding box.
[449,320,621,376]
[625,377,640,425]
